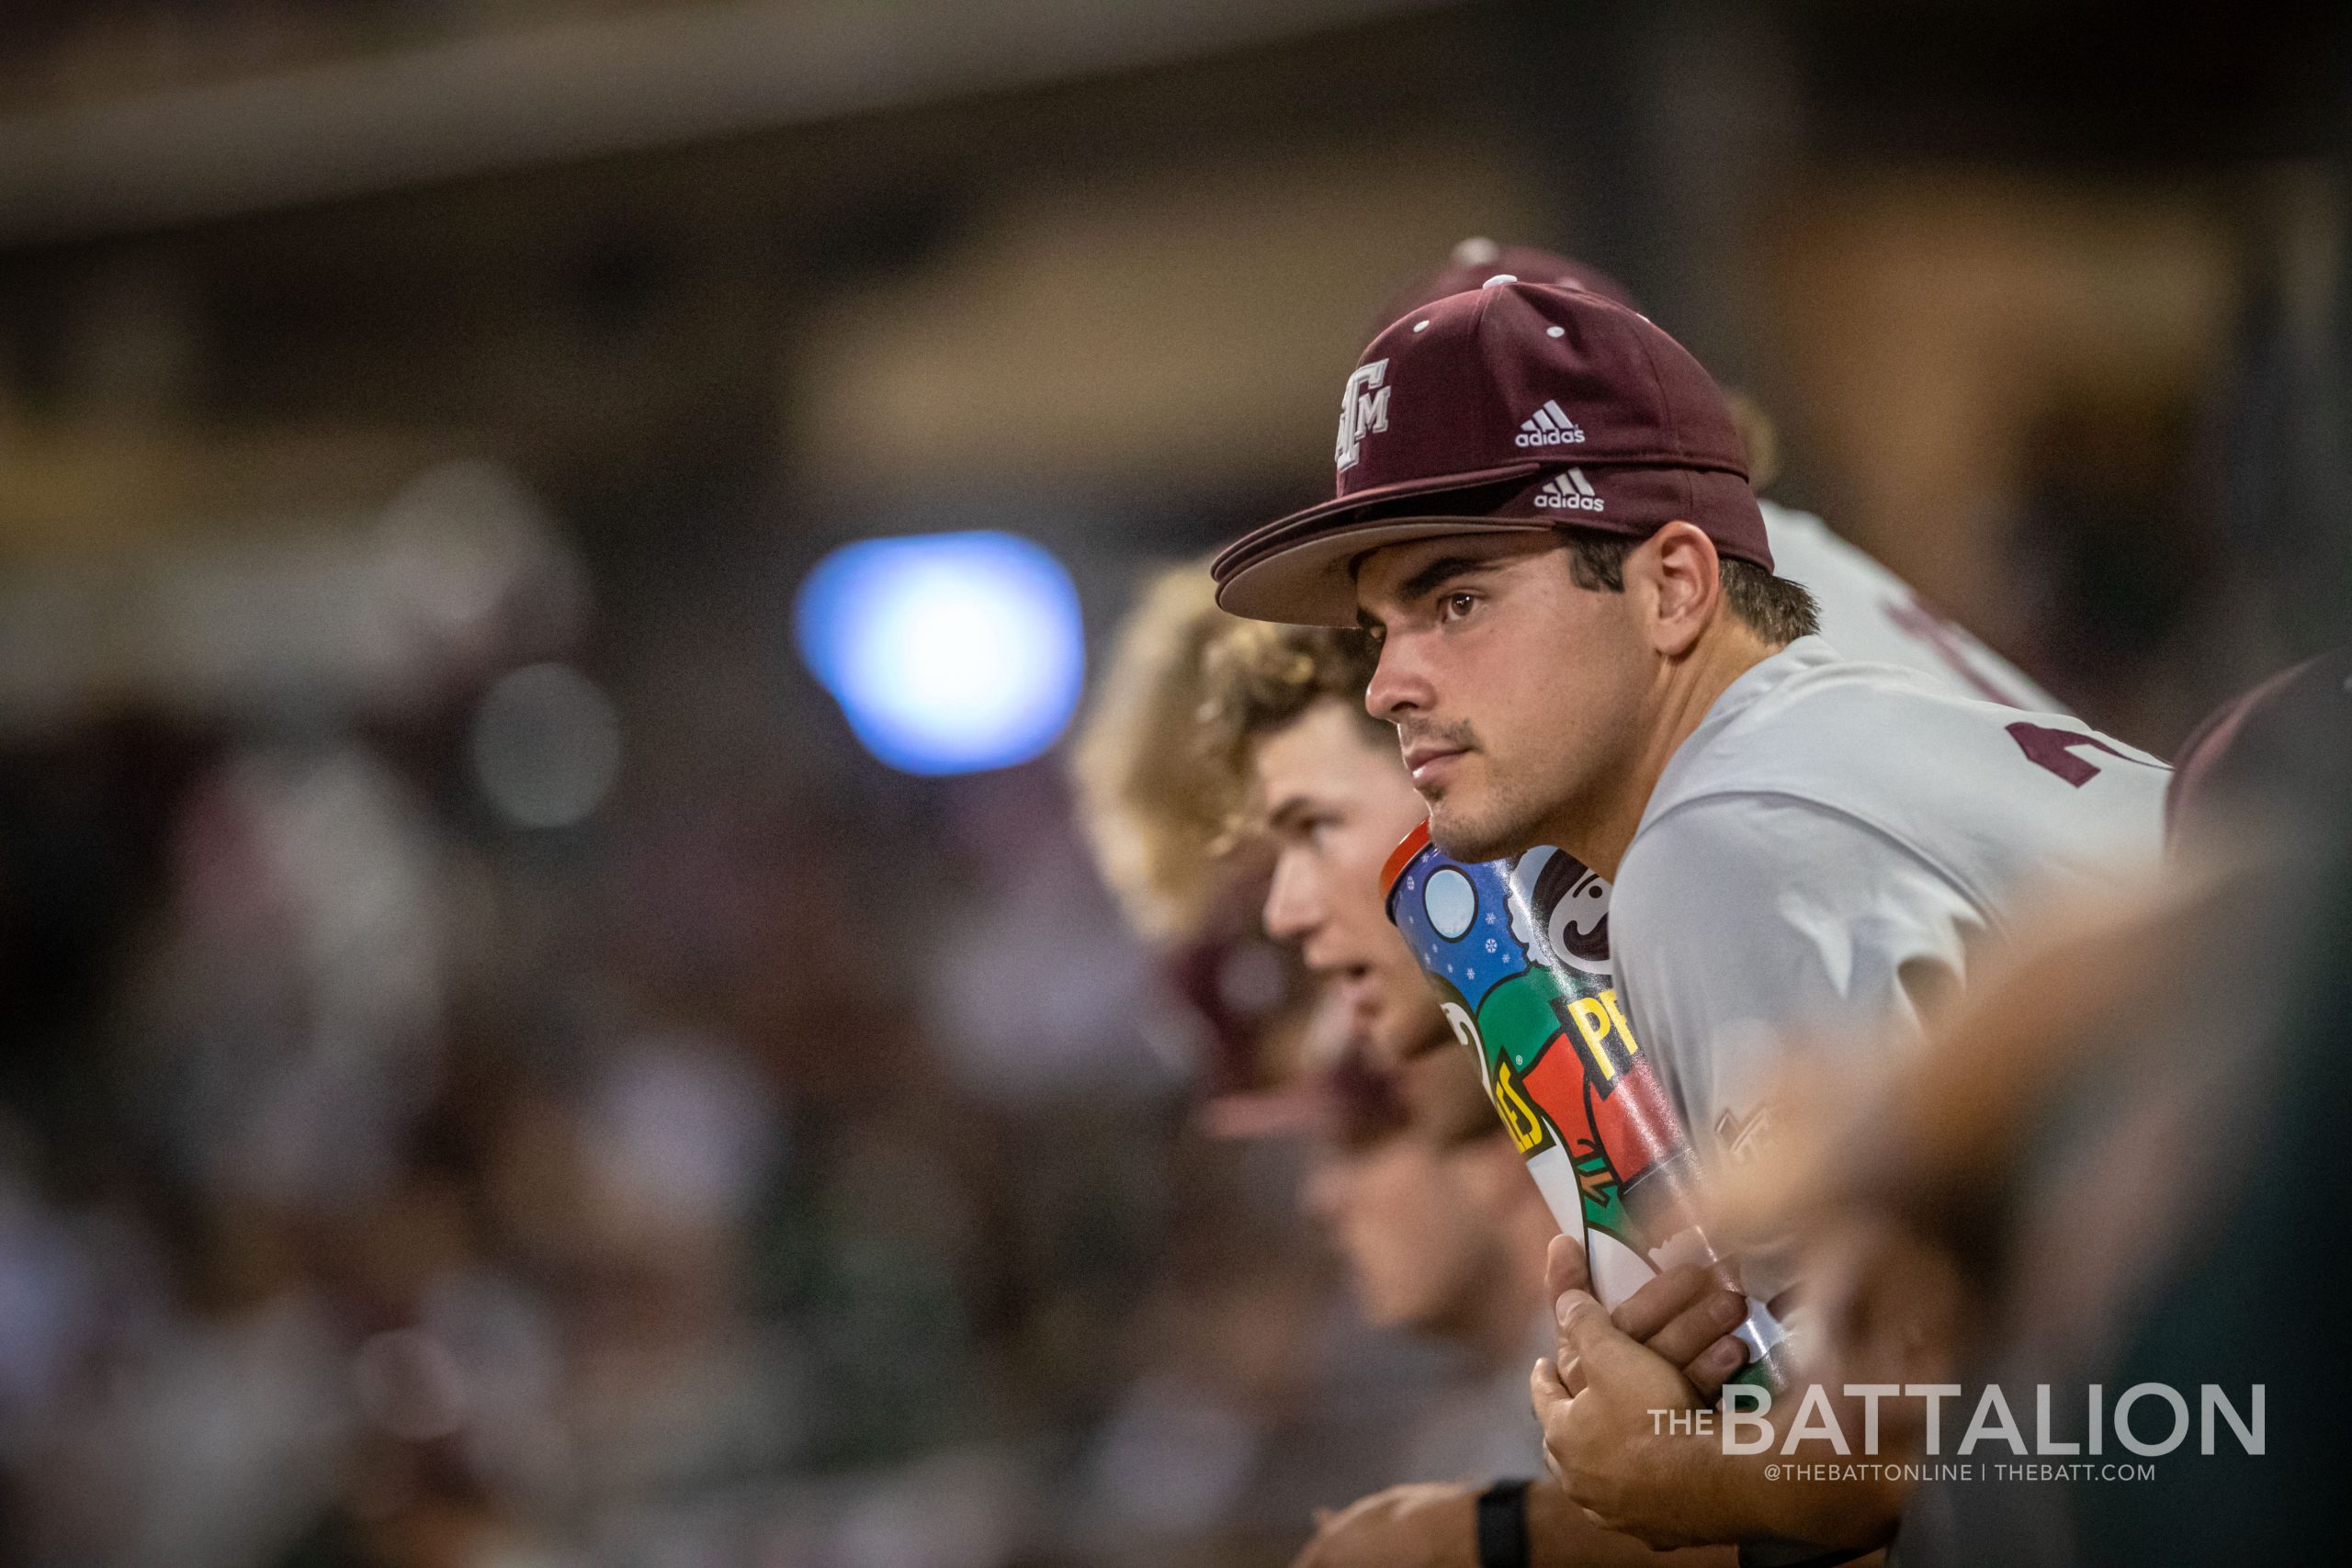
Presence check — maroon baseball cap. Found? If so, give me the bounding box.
[1371,236,1641,330]
[1212,278,1768,626]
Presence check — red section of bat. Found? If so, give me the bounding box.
[1587,1055,1683,1189]
[1521,1033,1593,1150]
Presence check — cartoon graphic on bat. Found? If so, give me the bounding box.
[1384,822,1792,1392]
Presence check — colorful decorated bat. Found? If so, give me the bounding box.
[1382,821,1791,1392]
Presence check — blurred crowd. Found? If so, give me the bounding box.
[0,465,1543,1565]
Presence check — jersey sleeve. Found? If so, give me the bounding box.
[1611,791,1988,1171]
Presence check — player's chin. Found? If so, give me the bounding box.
[1368,1009,1433,1066]
[1374,987,1448,1062]
[1426,802,1522,865]
[1360,1282,1434,1332]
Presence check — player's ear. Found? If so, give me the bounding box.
[1638,522,1720,658]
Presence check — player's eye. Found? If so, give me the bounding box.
[1277,812,1329,844]
[1438,592,1478,623]
[1282,818,1327,852]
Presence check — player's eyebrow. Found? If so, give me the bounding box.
[1263,791,1317,833]
[1353,550,1502,636]
[1394,554,1493,606]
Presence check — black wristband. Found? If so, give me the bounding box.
[1736,1544,1871,1568]
[1476,1479,1532,1568]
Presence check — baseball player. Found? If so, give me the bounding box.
[1222,244,2068,1084]
[1208,272,2168,1552]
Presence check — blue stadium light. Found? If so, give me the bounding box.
[794,530,1085,776]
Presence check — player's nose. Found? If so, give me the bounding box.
[1302,1156,1349,1224]
[1365,637,1430,724]
[1262,855,1318,942]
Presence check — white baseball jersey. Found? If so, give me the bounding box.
[1763,501,2061,712]
[1609,637,2168,1193]
[1450,519,2139,1313]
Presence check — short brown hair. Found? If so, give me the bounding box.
[1562,530,1820,646]
[1195,618,1384,843]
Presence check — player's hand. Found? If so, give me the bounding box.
[1290,1483,1475,1568]
[1547,1235,1749,1400]
[1535,1288,1911,1552]
[1532,1291,1719,1547]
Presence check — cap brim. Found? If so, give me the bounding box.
[1214,513,1555,626]
[1211,459,1548,626]
[1213,457,1771,626]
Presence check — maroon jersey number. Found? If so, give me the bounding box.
[2007,720,2131,787]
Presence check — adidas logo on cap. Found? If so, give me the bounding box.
[1533,468,1604,513]
[1515,400,1585,447]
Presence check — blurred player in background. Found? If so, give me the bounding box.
[1303,1043,1555,1482]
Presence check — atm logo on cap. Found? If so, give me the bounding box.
[1533,468,1604,512]
[1334,359,1392,473]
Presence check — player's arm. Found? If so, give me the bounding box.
[1536,796,1975,1550]
[1291,1476,1738,1567]
[1610,793,1982,1191]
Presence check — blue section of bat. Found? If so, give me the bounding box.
[1385,848,1528,1014]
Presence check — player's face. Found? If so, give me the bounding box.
[1305,1131,1494,1332]
[1357,535,1650,863]
[1303,1071,1512,1337]
[1253,700,1442,1063]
